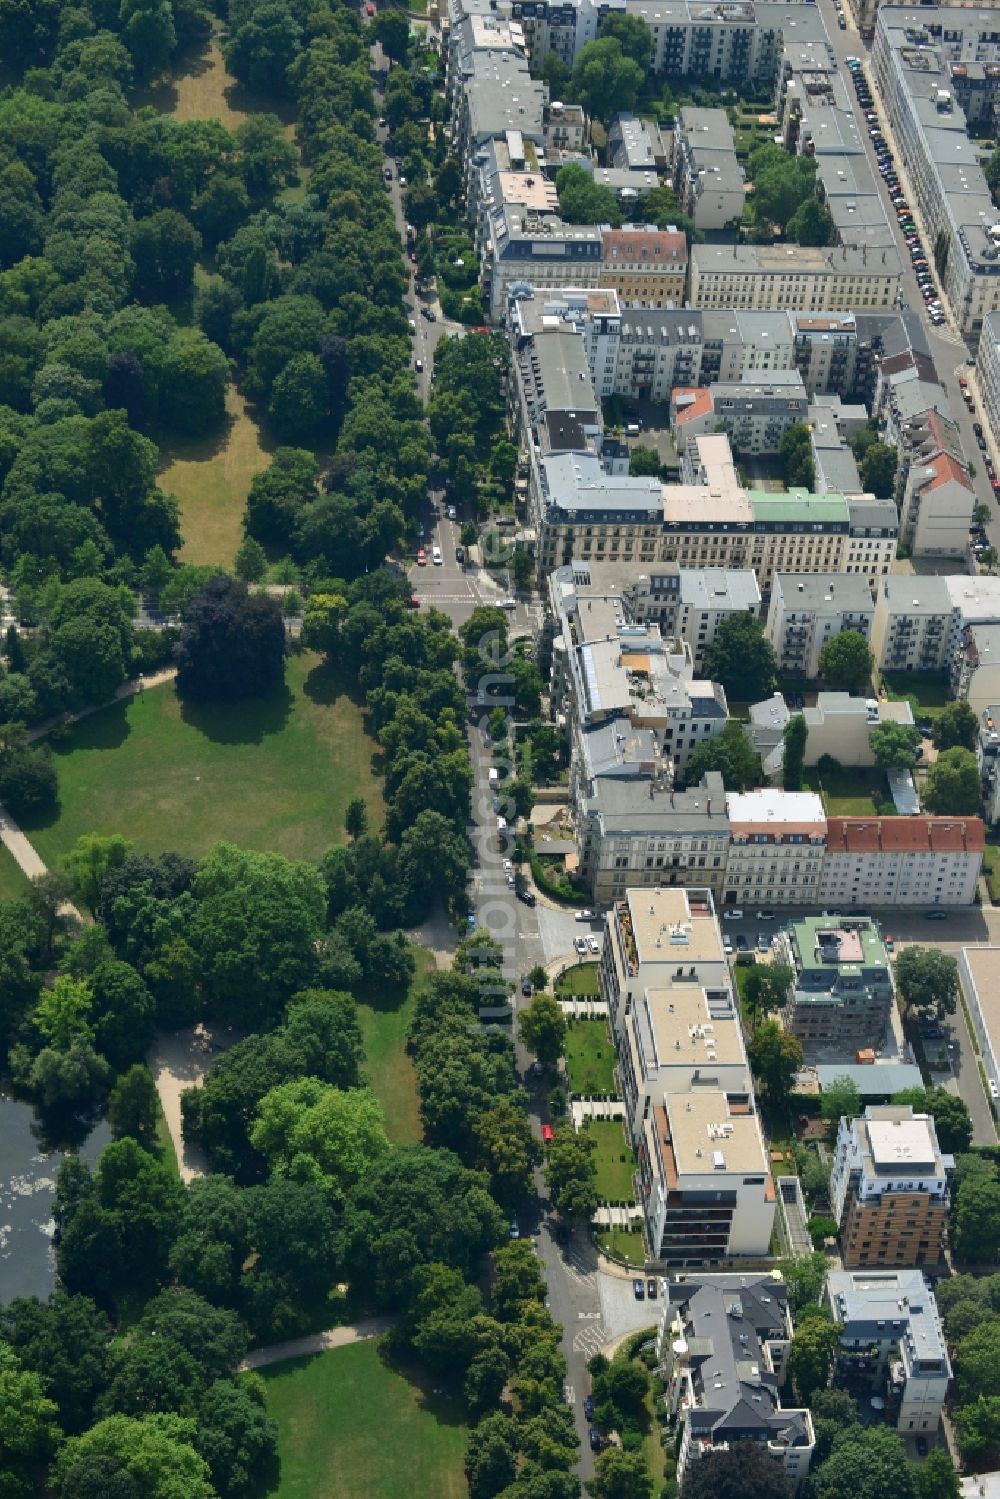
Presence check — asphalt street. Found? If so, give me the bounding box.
[816,0,997,538]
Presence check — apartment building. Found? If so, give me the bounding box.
[547,559,760,672]
[598,225,688,308]
[689,243,902,313]
[672,372,810,457]
[601,887,731,1035]
[673,106,746,231]
[824,816,984,907]
[976,705,1000,825]
[722,790,827,908]
[609,113,669,173]
[827,1270,951,1435]
[614,978,751,1148]
[791,313,862,399]
[659,1275,814,1494]
[765,573,874,678]
[871,574,1000,674]
[483,205,604,320]
[809,399,864,497]
[953,619,1000,716]
[778,914,894,1054]
[830,1105,952,1268]
[957,945,1000,1104]
[873,7,1000,336]
[976,310,1000,461]
[576,775,733,903]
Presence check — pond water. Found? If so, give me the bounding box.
[0,1090,110,1305]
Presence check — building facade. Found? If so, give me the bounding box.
[689,243,902,313]
[765,573,875,678]
[673,106,747,230]
[778,914,894,1053]
[824,816,985,907]
[722,790,828,908]
[827,1270,951,1435]
[599,225,688,308]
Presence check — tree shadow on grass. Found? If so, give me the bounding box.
[377,1340,469,1428]
[301,658,368,711]
[48,701,133,758]
[178,683,294,745]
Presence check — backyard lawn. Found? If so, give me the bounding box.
[23,651,384,866]
[564,1020,618,1096]
[585,1118,637,1203]
[0,844,30,904]
[262,1339,468,1499]
[554,962,601,997]
[356,949,433,1145]
[880,672,950,718]
[596,1227,647,1266]
[803,764,887,816]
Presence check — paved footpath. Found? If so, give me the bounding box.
[240,1316,395,1370]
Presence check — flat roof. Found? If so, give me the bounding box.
[748,492,851,524]
[790,914,889,974]
[640,984,747,1069]
[727,790,826,832]
[773,572,873,612]
[665,1090,769,1176]
[625,886,726,966]
[867,1116,938,1171]
[961,945,1000,1072]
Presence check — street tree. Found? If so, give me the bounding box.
[893,945,959,1022]
[588,1447,653,1499]
[932,699,978,752]
[518,992,567,1071]
[783,714,807,791]
[545,1125,599,1219]
[818,630,873,692]
[472,1099,542,1206]
[748,1020,802,1104]
[891,1086,971,1152]
[869,721,922,770]
[923,746,982,814]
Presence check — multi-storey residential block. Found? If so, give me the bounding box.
[766,573,874,677]
[958,945,1000,1104]
[598,225,688,308]
[483,206,605,319]
[689,243,902,313]
[601,888,731,1035]
[673,106,746,231]
[722,790,827,907]
[659,1275,814,1494]
[547,559,760,672]
[976,310,1000,462]
[827,1270,951,1435]
[579,778,732,903]
[609,113,669,173]
[824,816,984,907]
[809,399,864,497]
[639,1088,775,1263]
[777,914,894,1053]
[830,1105,952,1268]
[614,977,751,1148]
[953,619,1000,716]
[672,372,809,456]
[790,313,861,397]
[976,705,1000,825]
[873,8,1000,336]
[871,574,1000,676]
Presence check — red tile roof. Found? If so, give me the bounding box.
[826,816,985,853]
[919,452,973,493]
[672,386,713,424]
[602,228,686,264]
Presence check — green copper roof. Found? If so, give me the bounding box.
[748,490,850,523]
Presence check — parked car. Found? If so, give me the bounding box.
[589,1427,602,1453]
[516,887,536,907]
[574,936,588,955]
[509,1217,520,1239]
[521,973,532,996]
[416,548,426,565]
[633,1279,645,1300]
[584,1396,595,1421]
[916,1437,928,1458]
[723,908,744,920]
[884,934,895,951]
[758,934,771,952]
[925,910,948,920]
[723,935,734,954]
[647,1278,658,1299]
[736,935,749,951]
[576,909,596,921]
[542,1123,554,1143]
[587,936,601,954]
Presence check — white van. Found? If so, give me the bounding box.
[488,768,499,787]
[496,816,507,833]
[432,545,442,565]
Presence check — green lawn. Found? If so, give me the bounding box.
[158,385,271,568]
[596,1227,647,1266]
[803,764,887,816]
[564,1020,618,1096]
[154,1095,180,1183]
[554,962,601,997]
[0,844,30,904]
[262,1338,468,1499]
[585,1118,637,1204]
[356,948,433,1145]
[23,652,384,866]
[880,672,950,718]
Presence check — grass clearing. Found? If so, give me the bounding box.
[564,1019,618,1097]
[262,1338,468,1499]
[0,844,30,904]
[880,672,951,717]
[154,1095,180,1183]
[554,962,600,997]
[803,764,887,816]
[585,1118,637,1203]
[159,385,271,567]
[356,948,434,1145]
[146,37,250,128]
[24,651,384,866]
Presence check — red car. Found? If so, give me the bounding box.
[409,594,420,609]
[416,548,426,566]
[542,1124,554,1144]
